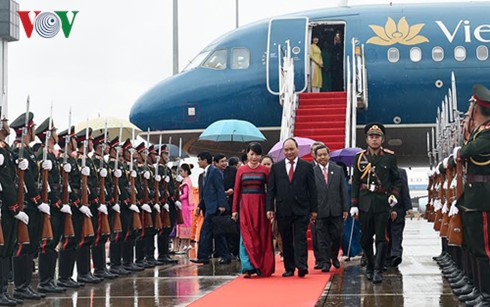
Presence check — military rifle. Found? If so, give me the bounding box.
[81,122,95,239]
[40,103,54,241]
[129,147,142,231]
[62,109,75,238]
[99,121,111,236]
[142,129,153,230]
[152,134,163,230]
[16,96,30,245]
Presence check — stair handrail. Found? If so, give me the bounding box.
[279,40,297,141]
[351,37,358,147]
[361,43,368,110]
[345,55,352,148]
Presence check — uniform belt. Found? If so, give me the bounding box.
[467,174,490,183]
[361,184,389,194]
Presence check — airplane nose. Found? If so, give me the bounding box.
[130,74,189,131]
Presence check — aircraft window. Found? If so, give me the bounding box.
[477,45,489,61]
[432,47,444,62]
[454,46,466,61]
[183,51,211,71]
[410,47,422,63]
[231,48,250,69]
[202,49,227,70]
[387,48,399,63]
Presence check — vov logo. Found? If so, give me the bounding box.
[17,11,79,38]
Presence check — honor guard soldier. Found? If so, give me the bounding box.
[120,139,144,272]
[0,110,27,305]
[10,112,47,300]
[34,118,66,294]
[157,144,179,264]
[351,123,402,284]
[56,126,84,289]
[74,128,103,284]
[91,132,118,280]
[453,84,490,307]
[134,142,156,268]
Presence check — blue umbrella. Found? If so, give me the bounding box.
[154,144,189,161]
[329,147,363,167]
[199,119,266,142]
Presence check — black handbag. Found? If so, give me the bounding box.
[212,215,239,235]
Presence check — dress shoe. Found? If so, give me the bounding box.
[4,293,23,304]
[372,270,383,284]
[158,256,178,264]
[445,269,462,279]
[0,293,16,306]
[136,260,155,269]
[78,274,102,284]
[314,263,322,270]
[189,258,210,264]
[391,256,402,267]
[451,277,470,289]
[459,288,481,302]
[123,263,144,272]
[365,269,374,281]
[58,278,83,289]
[94,269,118,280]
[38,282,65,293]
[110,266,131,276]
[360,255,367,267]
[321,264,331,272]
[447,272,465,283]
[332,258,341,269]
[282,271,294,277]
[218,258,231,265]
[466,295,483,306]
[27,286,45,298]
[148,258,165,266]
[298,269,308,278]
[13,288,41,300]
[453,283,473,296]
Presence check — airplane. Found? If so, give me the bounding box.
[129,2,490,166]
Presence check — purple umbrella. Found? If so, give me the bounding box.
[329,147,363,167]
[268,137,317,162]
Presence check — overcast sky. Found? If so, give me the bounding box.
[7,0,483,130]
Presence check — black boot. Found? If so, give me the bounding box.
[0,257,16,306]
[13,255,41,300]
[37,251,64,294]
[110,242,131,275]
[123,241,143,272]
[1,258,22,305]
[476,259,490,307]
[373,242,386,284]
[93,242,118,279]
[77,245,102,284]
[364,244,374,281]
[58,249,83,289]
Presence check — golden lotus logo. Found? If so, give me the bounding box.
[367,17,429,46]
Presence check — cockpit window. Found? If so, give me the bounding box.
[202,49,227,70]
[231,48,250,69]
[183,51,211,72]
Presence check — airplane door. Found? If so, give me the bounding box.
[266,17,309,95]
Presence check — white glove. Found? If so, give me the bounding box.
[153,204,161,213]
[453,146,461,160]
[112,203,121,213]
[435,163,441,175]
[175,175,183,183]
[155,175,161,182]
[449,201,459,217]
[163,203,170,212]
[442,203,449,214]
[175,200,182,210]
[63,163,72,173]
[14,211,29,224]
[350,207,359,217]
[17,159,28,171]
[141,203,151,213]
[98,204,108,215]
[60,204,72,215]
[433,199,442,211]
[114,169,122,178]
[0,153,4,166]
[42,160,53,171]
[143,171,151,180]
[443,157,449,169]
[388,194,398,207]
[450,176,457,189]
[99,168,107,178]
[79,205,93,217]
[81,166,90,176]
[37,202,51,215]
[129,204,140,213]
[130,170,137,178]
[164,176,170,183]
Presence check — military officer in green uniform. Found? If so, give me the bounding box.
[351,123,401,284]
[453,84,490,307]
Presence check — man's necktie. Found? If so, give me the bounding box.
[288,160,294,182]
[323,166,328,185]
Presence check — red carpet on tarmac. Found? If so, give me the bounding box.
[188,251,335,307]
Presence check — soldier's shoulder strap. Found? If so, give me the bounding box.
[382,148,395,155]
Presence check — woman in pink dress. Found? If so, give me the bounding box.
[176,163,195,253]
[232,143,275,277]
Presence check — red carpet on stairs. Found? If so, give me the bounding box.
[294,92,347,152]
[188,251,335,307]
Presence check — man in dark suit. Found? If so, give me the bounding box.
[266,138,318,277]
[386,168,412,268]
[190,152,230,264]
[313,145,349,272]
[309,141,325,269]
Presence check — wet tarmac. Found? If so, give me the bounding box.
[318,219,464,307]
[7,219,463,306]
